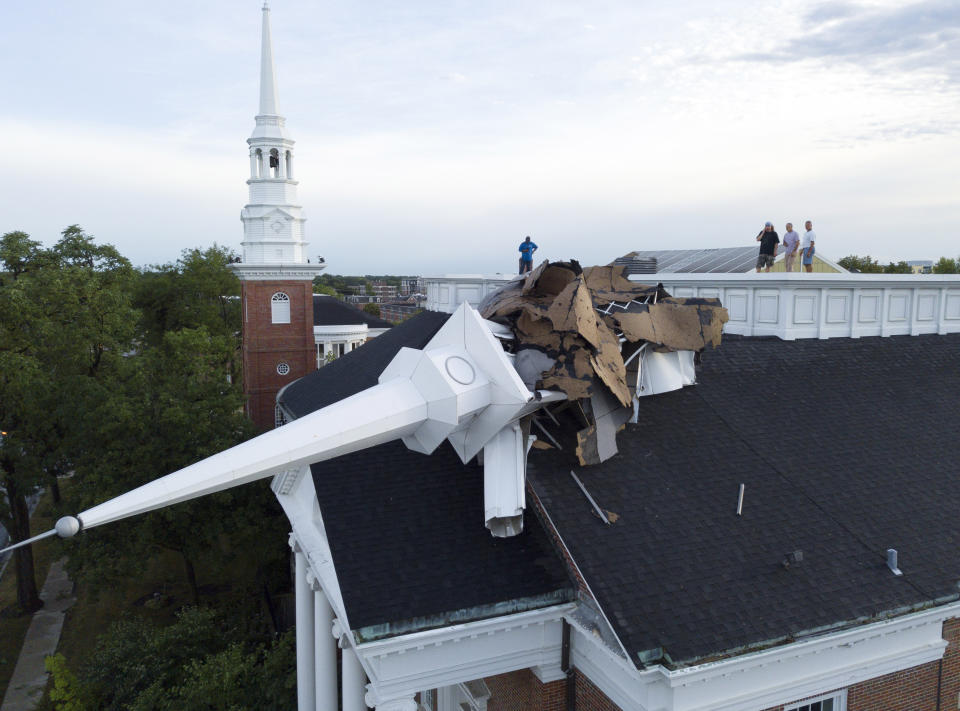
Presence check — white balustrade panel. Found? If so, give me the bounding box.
[424,273,960,341]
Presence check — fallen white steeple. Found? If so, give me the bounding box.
[2,303,565,554]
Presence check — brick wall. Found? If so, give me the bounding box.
[939,617,960,710]
[239,279,316,430]
[573,669,621,711]
[485,669,566,711]
[761,617,960,711]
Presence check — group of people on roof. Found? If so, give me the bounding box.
[756,220,817,273]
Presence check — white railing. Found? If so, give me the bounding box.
[424,273,960,340]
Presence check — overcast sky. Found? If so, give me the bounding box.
[2,0,958,274]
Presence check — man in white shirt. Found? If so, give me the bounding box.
[782,223,800,272]
[801,220,817,273]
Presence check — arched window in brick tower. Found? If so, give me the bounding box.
[271,292,290,324]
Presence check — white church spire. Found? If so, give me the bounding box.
[232,4,322,271]
[258,2,279,116]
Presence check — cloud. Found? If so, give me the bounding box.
[737,0,960,81]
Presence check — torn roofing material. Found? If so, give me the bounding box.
[480,261,727,408]
[480,261,728,465]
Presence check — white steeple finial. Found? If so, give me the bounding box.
[259,2,279,116]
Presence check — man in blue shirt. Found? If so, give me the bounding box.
[518,236,538,274]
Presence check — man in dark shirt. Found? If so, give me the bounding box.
[755,222,779,272]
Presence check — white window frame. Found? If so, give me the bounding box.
[271,292,290,324]
[785,689,847,711]
[276,361,290,376]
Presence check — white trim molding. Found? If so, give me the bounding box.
[229,264,324,281]
[568,601,960,711]
[649,273,960,340]
[357,603,576,704]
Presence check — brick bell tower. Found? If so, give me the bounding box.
[231,2,324,431]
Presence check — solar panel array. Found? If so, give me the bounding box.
[623,247,759,273]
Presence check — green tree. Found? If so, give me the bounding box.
[932,257,960,274]
[134,245,241,381]
[68,325,271,604]
[838,255,883,273]
[363,302,381,317]
[47,608,295,711]
[45,654,98,711]
[313,283,338,297]
[68,247,288,604]
[0,226,137,612]
[883,261,912,274]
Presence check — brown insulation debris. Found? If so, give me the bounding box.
[479,260,729,465]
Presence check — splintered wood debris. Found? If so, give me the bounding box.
[480,260,729,466]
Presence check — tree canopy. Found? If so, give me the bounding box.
[0,226,138,611]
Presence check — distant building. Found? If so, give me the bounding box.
[370,281,398,300]
[908,260,933,274]
[312,294,392,365]
[379,302,422,323]
[400,277,423,296]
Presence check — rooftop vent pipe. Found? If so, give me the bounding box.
[887,548,903,576]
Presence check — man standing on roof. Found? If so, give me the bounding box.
[518,236,538,274]
[782,222,800,273]
[801,221,817,273]
[755,222,779,272]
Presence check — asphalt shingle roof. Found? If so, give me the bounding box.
[282,307,960,664]
[281,312,574,637]
[281,310,448,417]
[313,294,394,329]
[527,333,960,667]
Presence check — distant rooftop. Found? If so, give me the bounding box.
[312,294,393,329]
[622,247,846,274]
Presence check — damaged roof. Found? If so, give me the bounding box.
[282,277,960,669]
[281,312,575,639]
[527,332,960,667]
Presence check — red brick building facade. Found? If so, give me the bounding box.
[240,278,317,430]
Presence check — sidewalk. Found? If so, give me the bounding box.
[0,559,75,711]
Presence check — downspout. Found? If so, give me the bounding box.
[562,619,575,710]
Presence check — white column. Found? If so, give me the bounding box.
[314,589,337,711]
[342,645,368,711]
[295,550,316,711]
[249,150,258,179]
[286,150,294,179]
[278,147,287,178]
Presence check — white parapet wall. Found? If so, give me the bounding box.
[424,273,960,340]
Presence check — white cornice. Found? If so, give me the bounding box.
[358,603,575,703]
[229,264,324,281]
[566,600,960,711]
[314,324,369,339]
